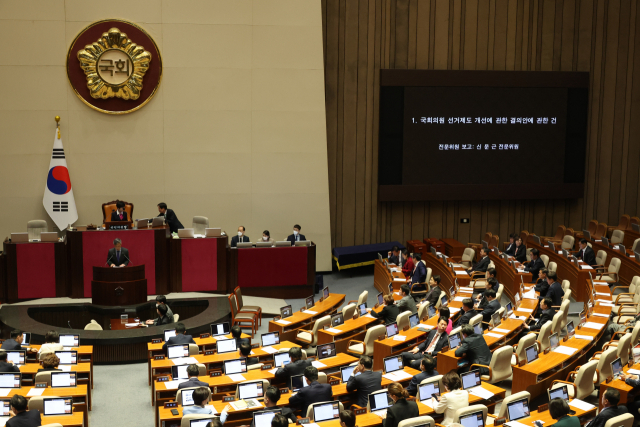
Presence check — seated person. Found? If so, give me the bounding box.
[524,297,555,332]
[250,386,295,427]
[467,248,490,274]
[260,230,275,243]
[107,238,129,268]
[368,295,400,324]
[147,304,173,326]
[433,372,469,425]
[548,397,580,427]
[274,347,311,384]
[162,323,195,354]
[402,317,449,368]
[239,342,259,366]
[1,330,26,351]
[0,350,20,373]
[438,307,453,333]
[155,295,174,320]
[575,239,596,266]
[479,290,500,325]
[346,355,382,407]
[454,325,491,375]
[36,353,61,373]
[38,330,64,356]
[401,249,414,278]
[534,268,550,296]
[288,366,332,415]
[110,200,128,221]
[406,355,438,396]
[398,284,417,314]
[339,410,357,427]
[524,249,545,282]
[183,387,231,419]
[271,414,288,427]
[7,395,40,427]
[475,278,498,310]
[504,234,517,255]
[513,237,527,262]
[231,226,250,247]
[382,383,419,427]
[454,299,477,328]
[178,364,208,390]
[388,245,400,265]
[287,224,306,244]
[231,325,250,346]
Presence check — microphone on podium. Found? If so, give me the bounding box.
[123,253,133,266]
[105,255,113,267]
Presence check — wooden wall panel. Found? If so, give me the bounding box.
[322,0,640,249]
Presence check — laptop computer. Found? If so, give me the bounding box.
[358,303,367,316]
[388,283,394,295]
[178,228,195,238]
[291,374,308,392]
[295,240,311,247]
[473,323,483,335]
[385,322,399,338]
[163,329,177,342]
[0,374,20,389]
[331,313,344,327]
[409,313,419,328]
[602,236,610,247]
[525,344,539,363]
[166,345,189,360]
[0,400,9,417]
[459,410,485,427]
[323,287,330,299]
[59,334,79,348]
[317,342,337,360]
[6,351,25,366]
[448,333,462,349]
[461,370,481,390]
[10,233,28,243]
[383,355,404,374]
[42,397,73,416]
[253,409,283,427]
[582,229,591,240]
[274,352,290,368]
[428,305,437,319]
[482,240,489,249]
[369,390,393,417]
[171,364,189,380]
[504,302,513,319]
[21,332,30,348]
[151,217,165,227]
[255,241,273,247]
[280,305,292,318]
[312,401,340,423]
[181,389,196,406]
[216,338,237,354]
[418,381,440,402]
[377,292,384,306]
[261,332,279,347]
[41,232,59,242]
[611,357,623,380]
[210,322,230,337]
[548,241,556,252]
[506,397,530,421]
[205,228,221,237]
[238,380,265,400]
[224,358,247,375]
[619,244,627,254]
[340,365,360,383]
[548,385,576,415]
[549,333,559,351]
[51,372,77,388]
[236,242,253,248]
[305,296,315,309]
[566,321,575,338]
[275,241,291,247]
[491,311,501,328]
[135,219,149,229]
[440,295,448,307]
[561,249,569,258]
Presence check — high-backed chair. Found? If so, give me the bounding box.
[397,311,411,331]
[486,392,530,424]
[342,303,357,319]
[550,359,598,399]
[472,346,512,384]
[558,300,570,332]
[535,321,554,351]
[84,319,102,330]
[605,332,632,365]
[228,294,257,337]
[102,199,134,224]
[604,414,634,427]
[613,276,640,305]
[192,216,209,236]
[551,312,563,336]
[233,287,262,326]
[461,248,476,268]
[512,333,537,366]
[181,415,216,427]
[540,254,550,268]
[595,250,608,272]
[346,325,385,356]
[453,405,488,424]
[34,371,53,386]
[417,302,430,321]
[561,235,575,251]
[306,401,344,419]
[611,230,625,245]
[488,234,499,249]
[495,283,504,302]
[543,225,566,244]
[632,238,640,254]
[596,258,621,283]
[28,395,62,412]
[593,222,608,240]
[548,261,558,274]
[607,214,631,237]
[398,416,435,427]
[348,290,368,306]
[591,347,618,383]
[411,281,429,302]
[612,293,640,323]
[27,220,48,241]
[296,315,331,347]
[469,314,483,328]
[575,220,598,244]
[468,232,492,262]
[173,314,180,323]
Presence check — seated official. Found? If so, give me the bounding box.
[381,383,419,427]
[524,298,555,332]
[147,304,173,326]
[584,389,627,427]
[620,371,640,422]
[387,245,400,265]
[178,364,208,390]
[369,295,400,324]
[38,330,64,356]
[288,366,332,415]
[36,353,61,373]
[475,278,498,310]
[454,299,477,328]
[157,202,184,234]
[433,372,469,426]
[406,355,438,396]
[231,325,250,347]
[0,350,20,373]
[524,249,545,282]
[467,247,490,274]
[513,237,527,262]
[455,325,491,374]
[397,284,417,314]
[155,295,174,320]
[422,275,442,307]
[260,230,275,244]
[107,238,130,268]
[250,387,295,427]
[271,414,288,427]
[549,397,580,427]
[479,290,500,326]
[545,271,564,306]
[504,233,517,256]
[183,387,230,419]
[274,347,311,385]
[438,307,453,334]
[1,330,25,351]
[346,355,382,407]
[162,323,195,353]
[110,200,128,222]
[287,224,306,244]
[6,395,40,427]
[576,239,596,266]
[410,253,427,283]
[533,268,550,296]
[239,342,259,366]
[402,317,449,368]
[401,249,414,278]
[231,226,250,248]
[339,410,357,427]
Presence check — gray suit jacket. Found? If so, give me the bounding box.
[398,295,417,314]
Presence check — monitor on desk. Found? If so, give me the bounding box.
[548,241,556,252]
[238,380,265,400]
[295,240,311,247]
[530,235,541,245]
[378,253,384,263]
[10,233,28,243]
[493,247,499,255]
[274,352,290,368]
[385,322,399,338]
[548,385,571,403]
[253,409,283,427]
[0,400,8,417]
[377,292,384,306]
[482,240,488,249]
[181,389,195,406]
[504,302,513,318]
[368,390,393,412]
[331,313,344,327]
[341,365,360,383]
[0,374,20,389]
[428,305,437,319]
[275,241,291,247]
[582,229,591,240]
[291,374,308,391]
[151,217,165,227]
[633,223,640,233]
[51,372,77,388]
[440,295,448,307]
[525,344,538,364]
[459,411,485,427]
[388,283,394,295]
[59,334,79,348]
[42,397,72,416]
[312,401,340,423]
[6,351,24,366]
[305,296,314,309]
[178,228,195,238]
[21,332,30,347]
[210,322,230,337]
[55,350,77,365]
[506,397,530,422]
[602,236,610,247]
[635,251,640,262]
[317,342,337,360]
[261,332,280,347]
[448,332,461,349]
[166,345,189,360]
[549,333,559,351]
[359,303,367,316]
[561,249,569,258]
[280,305,293,318]
[418,381,440,402]
[224,358,247,375]
[461,370,481,390]
[491,312,501,328]
[216,338,237,354]
[449,286,455,297]
[619,244,626,255]
[383,355,403,373]
[205,228,221,237]
[323,287,330,299]
[163,329,177,342]
[430,246,437,256]
[611,357,623,380]
[236,242,253,248]
[255,241,273,248]
[566,321,575,338]
[171,364,189,380]
[473,323,483,335]
[409,313,419,328]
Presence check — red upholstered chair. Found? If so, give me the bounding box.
[228,294,257,337]
[233,287,262,326]
[541,225,565,245]
[607,214,631,238]
[592,222,608,240]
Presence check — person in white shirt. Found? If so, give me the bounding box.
[183,387,231,419]
[433,371,469,425]
[37,331,64,357]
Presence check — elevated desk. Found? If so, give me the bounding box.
[5,385,89,426]
[373,260,408,295]
[422,253,472,289]
[91,265,147,305]
[441,238,466,261]
[332,241,404,271]
[591,240,640,286]
[228,244,316,298]
[622,228,640,249]
[488,252,533,301]
[170,236,227,293]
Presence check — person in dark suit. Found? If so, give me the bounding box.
[274,347,311,385]
[36,353,61,373]
[513,237,527,262]
[157,202,184,234]
[549,398,580,427]
[402,318,449,368]
[1,330,24,351]
[524,248,545,282]
[0,351,20,373]
[148,305,174,326]
[230,226,250,247]
[406,355,439,396]
[479,290,500,326]
[110,200,128,222]
[533,268,549,296]
[621,371,640,421]
[250,387,295,427]
[177,364,208,390]
[155,295,174,320]
[475,278,498,309]
[576,239,597,266]
[381,383,419,427]
[455,325,491,375]
[162,323,195,354]
[504,234,517,256]
[239,342,259,366]
[369,295,400,324]
[346,355,382,407]
[288,366,332,415]
[6,395,40,427]
[585,389,627,427]
[410,253,427,284]
[423,276,442,307]
[545,271,564,307]
[467,248,490,274]
[387,245,400,265]
[231,326,250,347]
[107,238,130,268]
[524,298,555,332]
[286,224,306,244]
[454,299,477,328]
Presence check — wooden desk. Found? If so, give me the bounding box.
[488,252,533,301]
[373,260,408,295]
[110,318,143,330]
[28,345,94,389]
[372,327,428,371]
[500,404,597,426]
[423,253,471,289]
[317,315,381,354]
[622,228,640,249]
[41,412,85,427]
[442,238,466,261]
[6,385,89,426]
[20,363,92,393]
[268,294,346,343]
[591,240,640,286]
[170,235,227,293]
[406,240,427,257]
[598,361,639,410]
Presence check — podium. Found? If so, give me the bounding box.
[91,265,147,306]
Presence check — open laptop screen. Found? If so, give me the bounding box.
[409,313,419,328]
[0,401,8,417]
[51,372,77,388]
[359,303,367,316]
[6,351,25,366]
[167,345,189,359]
[163,329,177,342]
[43,398,73,416]
[548,385,569,402]
[473,323,483,335]
[418,382,440,401]
[385,322,399,338]
[274,352,290,368]
[171,364,189,380]
[190,420,215,427]
[313,401,340,423]
[223,358,247,375]
[59,334,79,348]
[323,287,330,299]
[291,374,307,391]
[0,374,20,389]
[261,332,280,347]
[448,333,461,349]
[507,397,530,421]
[525,344,539,363]
[461,370,481,390]
[210,322,230,337]
[238,381,264,400]
[253,409,283,427]
[428,305,437,318]
[611,357,623,380]
[181,389,195,406]
[549,333,559,350]
[331,313,344,327]
[305,296,314,309]
[340,366,359,383]
[21,333,30,347]
[384,355,403,373]
[369,391,393,411]
[377,293,384,306]
[54,351,77,365]
[566,321,575,337]
[317,343,336,360]
[216,338,237,354]
[460,411,485,427]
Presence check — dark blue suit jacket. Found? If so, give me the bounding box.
[406,370,438,396]
[178,377,209,390]
[288,380,332,415]
[162,333,196,353]
[287,234,306,244]
[547,281,564,307]
[412,261,427,284]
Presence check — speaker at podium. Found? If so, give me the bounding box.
[91,265,147,306]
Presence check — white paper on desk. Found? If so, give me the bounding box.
[517,269,526,273]
[493,328,510,333]
[303,310,318,315]
[311,360,326,368]
[0,390,10,397]
[459,287,474,292]
[455,271,469,275]
[485,332,504,338]
[383,373,400,381]
[59,365,72,372]
[449,308,461,315]
[517,308,533,313]
[569,398,595,411]
[392,370,413,380]
[598,302,614,307]
[596,299,612,304]
[574,335,594,341]
[125,323,139,327]
[582,322,605,330]
[325,328,342,333]
[393,335,407,341]
[204,405,219,415]
[581,265,594,270]
[26,388,45,396]
[505,421,530,427]
[627,369,640,375]
[594,240,602,243]
[558,251,563,254]
[509,314,527,321]
[469,386,495,399]
[364,313,375,318]
[453,297,466,302]
[172,357,198,365]
[553,346,578,356]
[418,325,435,331]
[261,346,278,354]
[302,423,321,427]
[227,374,246,382]
[164,379,189,390]
[394,278,406,282]
[420,399,434,409]
[0,416,8,427]
[268,368,278,374]
[275,319,291,325]
[592,313,609,318]
[614,245,620,250]
[452,264,464,268]
[595,292,609,296]
[593,281,608,285]
[523,291,536,299]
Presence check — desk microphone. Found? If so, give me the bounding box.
[105,255,113,267]
[68,320,72,329]
[123,253,133,266]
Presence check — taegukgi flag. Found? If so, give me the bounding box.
[43,125,78,230]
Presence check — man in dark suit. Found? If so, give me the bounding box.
[387,245,400,265]
[406,355,438,396]
[504,234,517,256]
[110,200,128,222]
[576,239,596,266]
[410,253,427,284]
[107,238,130,268]
[524,298,555,332]
[475,278,499,309]
[1,330,24,351]
[230,226,250,247]
[6,395,40,427]
[525,249,545,283]
[545,272,564,307]
[148,305,174,326]
[455,324,492,374]
[0,351,20,373]
[231,325,250,347]
[369,295,400,324]
[467,248,490,274]
[479,290,500,326]
[533,268,550,296]
[162,323,195,354]
[239,342,260,366]
[157,202,184,234]
[250,387,295,427]
[288,366,332,415]
[513,237,527,262]
[621,371,640,421]
[585,389,627,427]
[454,299,477,328]
[177,364,208,390]
[398,285,417,314]
[423,276,442,307]
[274,347,311,385]
[286,225,307,244]
[346,355,382,407]
[402,318,449,368]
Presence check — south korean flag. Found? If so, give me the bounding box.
[43,125,78,230]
